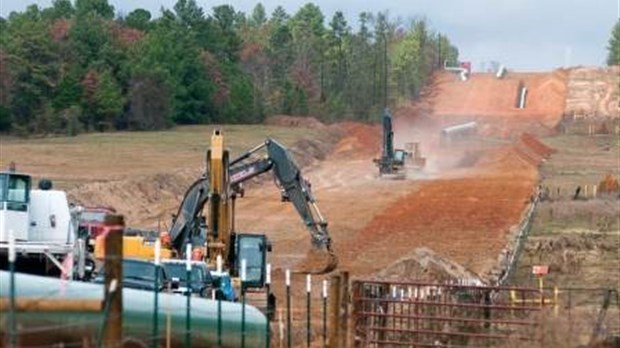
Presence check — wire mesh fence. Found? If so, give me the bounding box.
[350,279,620,348]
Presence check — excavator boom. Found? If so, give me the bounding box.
[230,139,337,274]
[167,177,210,255]
[165,132,337,275]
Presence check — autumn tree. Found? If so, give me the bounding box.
[0,1,458,134]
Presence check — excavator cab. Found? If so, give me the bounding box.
[234,233,271,289]
[394,149,408,165]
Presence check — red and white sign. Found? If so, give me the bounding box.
[532,265,549,276]
[459,61,472,74]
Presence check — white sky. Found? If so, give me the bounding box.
[1,0,618,71]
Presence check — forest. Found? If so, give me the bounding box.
[0,0,459,135]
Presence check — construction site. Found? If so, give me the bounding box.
[0,63,619,348]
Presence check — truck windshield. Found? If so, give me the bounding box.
[124,260,160,282]
[80,211,107,222]
[2,174,30,203]
[164,263,207,283]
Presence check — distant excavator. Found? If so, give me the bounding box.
[161,129,337,293]
[373,108,425,178]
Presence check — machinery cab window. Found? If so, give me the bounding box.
[394,150,406,163]
[0,173,31,211]
[236,234,267,288]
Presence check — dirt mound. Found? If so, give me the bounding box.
[68,170,198,228]
[68,131,339,228]
[331,121,381,158]
[376,248,483,284]
[599,173,620,193]
[519,133,556,157]
[288,134,340,168]
[512,133,554,167]
[418,70,568,136]
[264,115,326,129]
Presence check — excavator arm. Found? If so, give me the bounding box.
[165,133,337,274]
[230,139,337,273]
[167,176,210,256]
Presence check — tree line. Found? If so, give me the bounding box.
[609,19,620,66]
[0,0,459,135]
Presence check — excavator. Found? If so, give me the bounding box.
[158,129,337,293]
[373,108,425,178]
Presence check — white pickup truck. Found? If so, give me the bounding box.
[0,170,91,278]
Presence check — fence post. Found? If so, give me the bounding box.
[322,280,328,348]
[185,244,192,348]
[8,231,17,348]
[104,215,124,346]
[328,273,342,348]
[265,264,271,348]
[286,269,291,348]
[241,259,247,348]
[152,239,161,348]
[306,274,311,348]
[217,255,222,348]
[341,271,350,348]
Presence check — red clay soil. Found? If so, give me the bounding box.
[339,141,539,278]
[331,121,381,158]
[519,132,556,157]
[599,174,620,193]
[425,70,568,136]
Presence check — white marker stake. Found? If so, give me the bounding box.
[216,255,223,273]
[8,230,15,263]
[306,274,311,293]
[322,280,327,298]
[266,264,271,285]
[154,239,161,266]
[109,279,118,293]
[185,244,192,271]
[241,259,247,282]
[285,269,291,287]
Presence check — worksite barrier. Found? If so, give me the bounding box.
[496,191,539,286]
[351,280,543,347]
[350,280,620,348]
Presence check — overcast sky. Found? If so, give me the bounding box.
[1,0,618,71]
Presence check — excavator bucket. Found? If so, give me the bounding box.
[295,248,338,275]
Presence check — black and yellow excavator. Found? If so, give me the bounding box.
[163,129,337,291]
[373,108,425,178]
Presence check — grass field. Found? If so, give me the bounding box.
[510,133,620,345]
[0,125,329,190]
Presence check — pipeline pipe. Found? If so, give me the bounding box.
[0,271,268,348]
